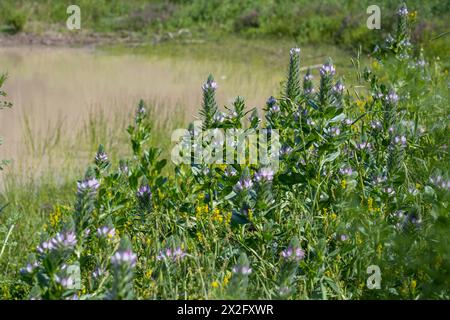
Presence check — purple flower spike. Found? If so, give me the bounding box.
[320,62,336,76]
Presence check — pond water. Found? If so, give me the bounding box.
[0,46,283,181]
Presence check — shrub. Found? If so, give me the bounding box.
[1,7,26,34]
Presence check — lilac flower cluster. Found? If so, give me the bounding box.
[339,167,353,176]
[156,247,186,261]
[224,166,237,177]
[137,104,146,115]
[384,187,396,196]
[97,226,116,239]
[77,177,100,194]
[333,81,345,94]
[119,163,129,175]
[254,168,274,182]
[280,246,305,262]
[111,249,137,267]
[20,262,39,275]
[266,96,279,113]
[55,275,74,288]
[393,210,422,230]
[202,79,218,91]
[92,267,104,279]
[319,62,336,76]
[385,90,399,104]
[429,176,450,190]
[213,112,226,123]
[394,135,407,146]
[137,185,152,200]
[269,104,280,113]
[95,151,108,164]
[304,87,315,95]
[370,120,382,130]
[234,177,253,192]
[289,48,301,55]
[214,110,239,123]
[357,141,372,151]
[329,127,341,137]
[385,34,395,45]
[37,231,77,254]
[293,107,307,121]
[279,145,293,157]
[397,6,408,16]
[232,265,252,275]
[374,175,387,185]
[304,73,313,82]
[343,118,353,126]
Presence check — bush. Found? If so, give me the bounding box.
[1,7,27,34]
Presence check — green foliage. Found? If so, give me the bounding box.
[1,0,449,58]
[1,4,449,300]
[0,3,27,34]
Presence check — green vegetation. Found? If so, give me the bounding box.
[1,1,449,56]
[0,5,448,299]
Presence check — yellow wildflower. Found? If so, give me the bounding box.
[247,209,253,221]
[411,279,417,291]
[368,197,374,212]
[223,271,231,287]
[356,99,365,112]
[377,243,383,256]
[211,281,219,289]
[356,233,363,245]
[49,206,62,228]
[212,207,223,223]
[341,179,347,189]
[225,212,232,225]
[196,204,209,219]
[371,60,380,70]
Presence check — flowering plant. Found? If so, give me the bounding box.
[14,4,450,300]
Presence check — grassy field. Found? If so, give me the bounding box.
[0,2,449,300]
